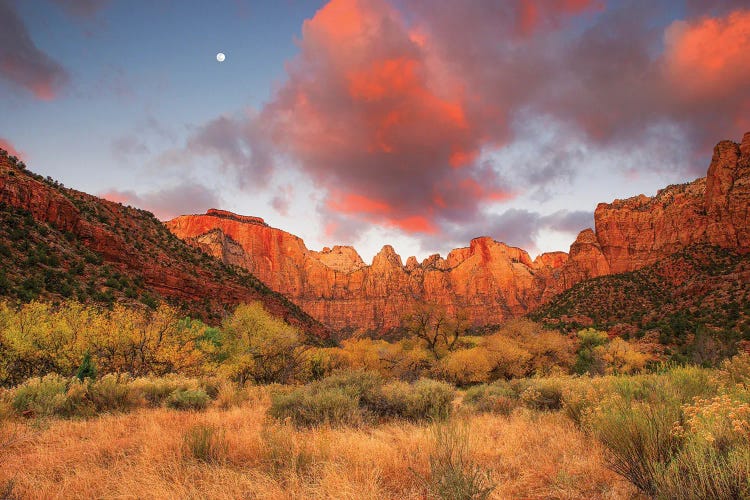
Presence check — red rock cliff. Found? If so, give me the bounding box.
[167,133,750,332]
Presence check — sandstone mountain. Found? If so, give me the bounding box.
[0,150,324,335]
[168,133,750,334]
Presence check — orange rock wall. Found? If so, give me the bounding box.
[168,133,750,332]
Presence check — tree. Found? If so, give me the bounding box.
[219,302,306,385]
[402,303,468,358]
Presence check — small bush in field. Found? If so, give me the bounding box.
[268,371,455,427]
[167,388,210,410]
[12,374,92,418]
[270,386,361,427]
[376,379,454,421]
[129,376,202,407]
[719,352,750,387]
[214,380,250,409]
[656,395,750,498]
[87,374,136,412]
[261,424,317,476]
[421,421,496,500]
[464,383,518,416]
[182,424,227,463]
[589,396,682,496]
[515,378,566,411]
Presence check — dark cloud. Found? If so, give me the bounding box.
[111,134,149,159]
[100,182,220,221]
[0,0,69,99]
[176,0,750,248]
[270,185,294,216]
[425,209,594,254]
[49,0,110,18]
[184,114,276,189]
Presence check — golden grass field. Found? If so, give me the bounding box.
[0,390,638,500]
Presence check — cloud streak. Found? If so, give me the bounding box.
[100,182,221,221]
[0,0,69,99]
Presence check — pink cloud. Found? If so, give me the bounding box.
[664,9,750,101]
[260,0,513,235]
[0,137,24,159]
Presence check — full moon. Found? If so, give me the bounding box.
[216,52,226,62]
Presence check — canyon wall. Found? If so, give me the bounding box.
[168,133,750,332]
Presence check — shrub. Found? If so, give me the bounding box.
[655,395,750,498]
[420,421,496,500]
[377,379,454,421]
[270,385,361,427]
[129,376,203,407]
[213,380,250,410]
[86,374,137,412]
[261,424,318,476]
[182,424,227,463]
[514,377,566,411]
[12,374,92,418]
[656,440,750,499]
[464,383,518,416]
[268,371,455,427]
[588,396,682,496]
[167,389,210,411]
[719,352,750,388]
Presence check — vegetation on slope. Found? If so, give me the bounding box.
[0,148,320,332]
[531,244,750,363]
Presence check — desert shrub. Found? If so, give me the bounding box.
[11,374,92,418]
[719,352,750,388]
[463,382,518,416]
[655,394,750,498]
[665,365,719,403]
[86,373,137,412]
[213,380,250,410]
[376,379,454,421]
[487,319,575,377]
[182,424,227,463]
[588,396,682,496]
[433,348,492,386]
[167,388,210,410]
[513,377,567,411]
[219,302,307,385]
[269,371,454,427]
[420,421,496,500]
[269,385,361,427]
[560,378,608,427]
[129,375,203,407]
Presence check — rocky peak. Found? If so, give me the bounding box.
[165,132,749,333]
[422,253,448,270]
[533,251,568,269]
[405,256,419,271]
[372,245,403,269]
[310,245,365,273]
[205,209,267,226]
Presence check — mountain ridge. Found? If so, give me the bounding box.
[0,149,326,337]
[168,132,750,333]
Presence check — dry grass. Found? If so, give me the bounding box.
[0,392,637,499]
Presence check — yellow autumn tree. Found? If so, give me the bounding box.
[219,302,306,384]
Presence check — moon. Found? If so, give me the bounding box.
[216,52,226,62]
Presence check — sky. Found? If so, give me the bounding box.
[1,0,749,263]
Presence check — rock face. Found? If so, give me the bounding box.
[168,211,557,330]
[167,133,750,333]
